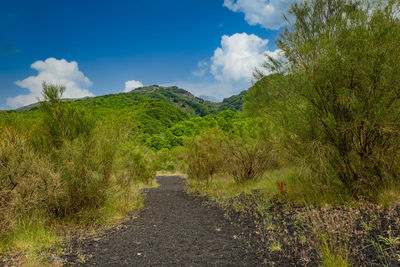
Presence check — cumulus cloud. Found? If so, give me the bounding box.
[8,58,93,108]
[210,33,281,82]
[186,33,283,99]
[124,80,143,92]
[223,0,297,30]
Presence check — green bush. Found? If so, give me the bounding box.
[184,122,275,183]
[224,134,274,183]
[249,0,400,198]
[33,82,96,151]
[154,147,184,172]
[0,127,62,234]
[0,83,155,236]
[184,128,227,182]
[119,142,155,184]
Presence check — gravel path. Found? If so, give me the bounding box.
[66,176,262,266]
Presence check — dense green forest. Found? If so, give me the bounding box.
[2,0,400,265]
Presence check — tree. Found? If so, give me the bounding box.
[250,0,400,197]
[36,82,95,149]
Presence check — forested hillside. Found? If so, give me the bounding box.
[12,85,246,117]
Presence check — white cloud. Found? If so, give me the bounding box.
[223,0,297,30]
[124,80,143,92]
[185,33,283,99]
[8,57,93,108]
[210,33,281,83]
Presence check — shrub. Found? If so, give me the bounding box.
[224,136,273,183]
[0,126,63,234]
[184,128,226,182]
[217,118,275,183]
[250,0,400,198]
[119,142,155,185]
[0,83,153,225]
[33,82,96,151]
[154,147,184,172]
[53,136,116,216]
[0,83,156,260]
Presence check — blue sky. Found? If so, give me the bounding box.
[0,0,296,109]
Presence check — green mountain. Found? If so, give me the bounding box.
[125,85,219,116]
[218,90,247,112]
[73,85,219,117]
[13,85,219,117]
[12,85,247,117]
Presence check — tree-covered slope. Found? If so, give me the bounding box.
[218,90,247,112]
[12,84,248,116]
[72,85,218,117]
[128,85,219,116]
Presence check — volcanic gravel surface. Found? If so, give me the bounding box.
[66,176,263,266]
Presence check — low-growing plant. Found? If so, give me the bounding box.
[320,234,350,267]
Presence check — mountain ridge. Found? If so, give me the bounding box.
[10,85,246,115]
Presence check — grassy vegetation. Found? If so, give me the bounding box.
[0,84,154,264]
[0,80,248,264]
[184,0,400,265]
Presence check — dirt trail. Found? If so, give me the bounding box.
[66,176,263,266]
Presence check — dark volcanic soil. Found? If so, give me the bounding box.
[66,176,263,266]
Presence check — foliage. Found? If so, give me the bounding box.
[34,82,96,150]
[0,84,154,261]
[153,147,185,172]
[119,142,155,184]
[184,128,227,182]
[130,85,218,116]
[224,129,274,183]
[0,127,60,234]
[248,0,400,198]
[51,85,219,117]
[10,84,251,153]
[218,90,247,112]
[184,118,275,183]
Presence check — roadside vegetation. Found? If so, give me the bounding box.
[0,83,155,265]
[185,0,400,265]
